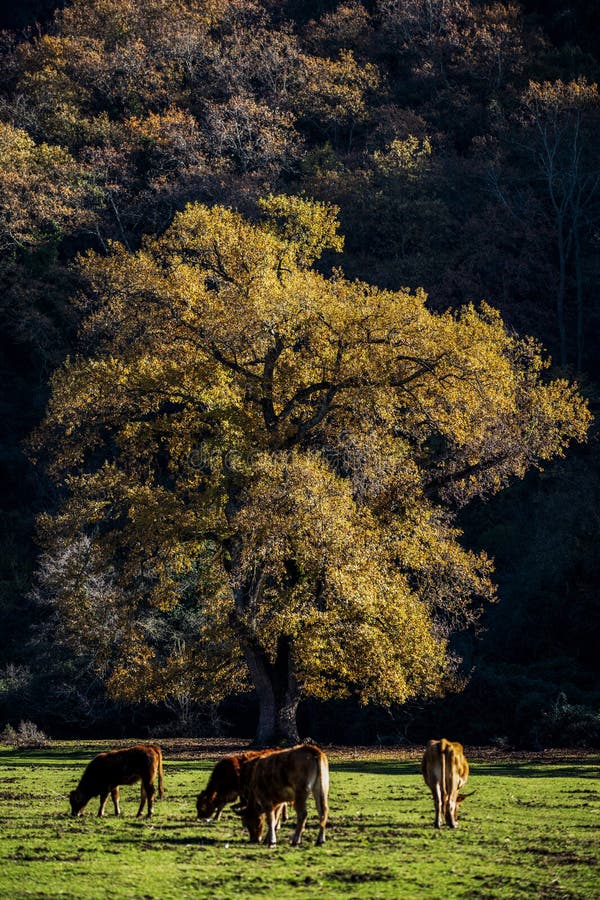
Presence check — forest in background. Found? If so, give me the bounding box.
[0,0,599,746]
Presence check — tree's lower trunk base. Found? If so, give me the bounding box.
[241,634,301,747]
[252,707,300,748]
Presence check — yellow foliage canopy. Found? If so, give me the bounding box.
[35,195,590,712]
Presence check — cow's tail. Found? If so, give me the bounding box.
[315,750,329,827]
[157,747,165,799]
[440,740,447,813]
[443,741,459,823]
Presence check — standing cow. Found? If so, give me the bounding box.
[239,743,329,847]
[421,738,470,829]
[69,744,164,818]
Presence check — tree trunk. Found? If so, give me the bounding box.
[240,634,300,746]
[573,221,584,373]
[556,218,568,368]
[227,530,300,745]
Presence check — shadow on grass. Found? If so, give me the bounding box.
[332,761,419,777]
[334,758,600,779]
[0,748,213,767]
[108,834,222,847]
[470,763,600,779]
[0,749,99,766]
[0,744,245,761]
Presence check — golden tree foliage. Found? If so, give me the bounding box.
[34,196,589,739]
[0,122,92,250]
[296,49,380,141]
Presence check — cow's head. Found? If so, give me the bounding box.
[196,790,216,820]
[240,801,265,843]
[69,789,86,816]
[454,790,475,821]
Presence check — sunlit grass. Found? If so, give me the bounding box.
[0,744,598,899]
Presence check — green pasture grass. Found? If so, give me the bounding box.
[0,743,598,899]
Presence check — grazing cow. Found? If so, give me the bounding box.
[69,744,164,818]
[196,750,272,821]
[239,743,329,847]
[421,738,470,829]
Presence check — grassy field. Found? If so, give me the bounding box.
[0,742,598,899]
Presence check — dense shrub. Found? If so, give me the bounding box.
[0,720,49,748]
[534,694,600,748]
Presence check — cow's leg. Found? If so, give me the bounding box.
[273,803,287,831]
[98,792,110,817]
[291,792,308,847]
[446,794,458,828]
[312,785,328,846]
[136,783,147,818]
[433,785,443,829]
[145,782,156,818]
[265,807,278,847]
[111,787,121,816]
[213,804,225,822]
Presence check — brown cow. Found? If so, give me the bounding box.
[239,743,329,847]
[421,738,470,829]
[69,744,164,818]
[196,750,271,821]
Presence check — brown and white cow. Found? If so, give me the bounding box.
[421,738,470,829]
[239,743,329,847]
[196,750,275,821]
[69,744,164,818]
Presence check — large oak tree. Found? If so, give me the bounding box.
[34,195,589,742]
